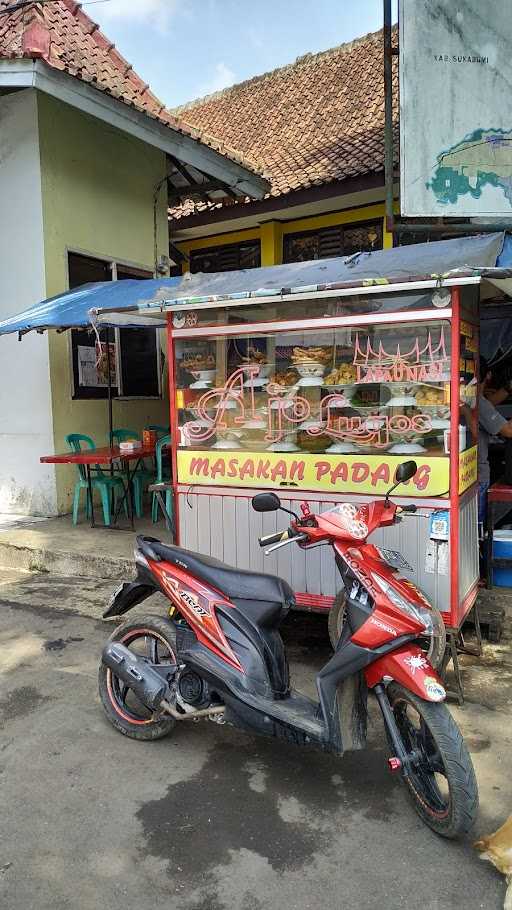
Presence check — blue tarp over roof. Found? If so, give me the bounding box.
[128,233,508,312]
[93,233,512,324]
[0,277,181,335]
[1,233,512,336]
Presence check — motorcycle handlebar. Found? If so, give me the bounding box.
[263,532,309,554]
[259,529,290,547]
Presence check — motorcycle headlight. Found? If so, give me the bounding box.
[371,574,446,669]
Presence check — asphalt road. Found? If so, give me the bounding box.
[0,572,509,910]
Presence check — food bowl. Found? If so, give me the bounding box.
[191,369,216,383]
[242,417,267,430]
[363,416,386,431]
[418,405,451,420]
[213,397,240,410]
[225,398,240,410]
[242,362,271,378]
[189,368,216,389]
[212,436,242,450]
[244,376,268,389]
[386,395,418,407]
[266,440,300,453]
[297,376,324,388]
[326,440,364,454]
[350,401,382,412]
[295,360,326,379]
[297,431,330,453]
[389,442,426,454]
[324,394,350,408]
[184,418,214,432]
[269,397,296,410]
[298,418,326,432]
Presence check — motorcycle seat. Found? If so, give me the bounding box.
[137,536,295,608]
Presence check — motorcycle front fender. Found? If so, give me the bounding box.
[364,645,446,702]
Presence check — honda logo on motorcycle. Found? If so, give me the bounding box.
[370,616,397,637]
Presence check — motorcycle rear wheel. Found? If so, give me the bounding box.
[387,683,478,838]
[98,615,177,741]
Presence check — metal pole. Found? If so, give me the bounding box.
[106,327,114,447]
[395,221,512,235]
[383,0,395,238]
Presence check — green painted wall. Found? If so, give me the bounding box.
[37,92,170,513]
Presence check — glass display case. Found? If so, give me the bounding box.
[175,318,457,497]
[170,283,480,629]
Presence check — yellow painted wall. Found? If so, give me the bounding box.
[37,93,170,512]
[260,221,283,266]
[176,201,393,269]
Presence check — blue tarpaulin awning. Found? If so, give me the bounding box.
[0,277,181,336]
[2,233,512,337]
[90,232,512,325]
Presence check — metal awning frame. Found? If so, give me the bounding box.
[91,273,491,327]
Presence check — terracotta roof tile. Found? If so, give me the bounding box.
[173,28,398,218]
[0,0,264,178]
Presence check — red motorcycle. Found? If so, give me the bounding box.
[99,460,478,838]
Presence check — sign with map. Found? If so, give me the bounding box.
[399,0,512,217]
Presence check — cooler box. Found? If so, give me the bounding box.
[492,530,512,587]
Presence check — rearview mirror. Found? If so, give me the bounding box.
[252,492,281,512]
[395,460,418,484]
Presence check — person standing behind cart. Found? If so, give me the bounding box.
[476,357,512,528]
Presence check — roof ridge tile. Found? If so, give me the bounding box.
[170,27,398,218]
[21,1,50,60]
[174,26,386,114]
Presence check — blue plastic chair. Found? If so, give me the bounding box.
[66,434,127,526]
[151,434,173,525]
[110,429,153,519]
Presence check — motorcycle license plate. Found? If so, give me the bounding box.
[377,548,413,572]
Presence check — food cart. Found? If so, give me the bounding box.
[168,278,480,633]
[92,233,512,639]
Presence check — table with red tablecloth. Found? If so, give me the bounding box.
[40,444,156,529]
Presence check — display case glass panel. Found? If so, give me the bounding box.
[175,317,453,497]
[172,289,449,332]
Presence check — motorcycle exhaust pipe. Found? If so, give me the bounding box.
[102,642,170,712]
[102,643,225,722]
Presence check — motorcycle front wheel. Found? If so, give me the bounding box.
[328,592,346,649]
[387,683,478,838]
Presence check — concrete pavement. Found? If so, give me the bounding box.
[0,571,510,910]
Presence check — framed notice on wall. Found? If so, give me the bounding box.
[71,329,160,400]
[72,330,120,400]
[77,342,117,389]
[400,0,512,217]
